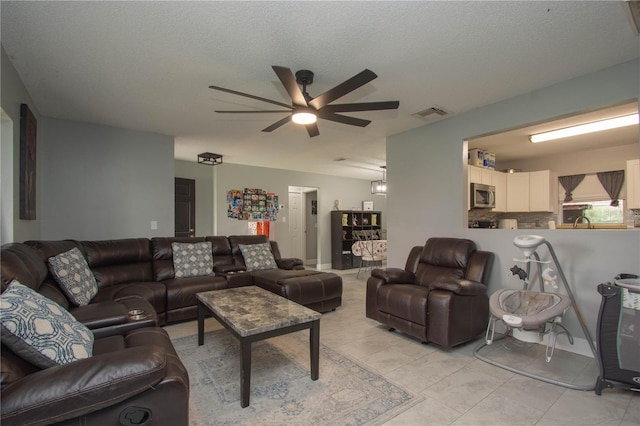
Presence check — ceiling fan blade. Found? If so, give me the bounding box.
[317,111,371,127]
[262,115,291,132]
[321,101,399,113]
[214,110,291,113]
[209,85,292,109]
[272,66,307,107]
[306,123,320,138]
[308,69,377,110]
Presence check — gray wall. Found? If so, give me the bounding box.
[1,46,42,242]
[39,118,174,240]
[175,159,215,237]
[387,59,640,354]
[214,162,387,267]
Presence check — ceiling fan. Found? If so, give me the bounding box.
[209,66,400,137]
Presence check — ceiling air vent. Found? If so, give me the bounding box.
[413,106,449,121]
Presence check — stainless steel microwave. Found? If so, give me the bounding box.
[470,183,495,209]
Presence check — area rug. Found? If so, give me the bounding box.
[172,330,420,425]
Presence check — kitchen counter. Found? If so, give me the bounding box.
[556,224,631,230]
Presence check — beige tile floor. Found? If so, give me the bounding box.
[165,270,639,426]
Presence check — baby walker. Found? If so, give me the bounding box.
[474,235,599,390]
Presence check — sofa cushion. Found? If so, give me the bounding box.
[0,243,50,293]
[239,242,278,271]
[171,242,214,278]
[83,239,154,287]
[0,281,94,369]
[47,248,98,306]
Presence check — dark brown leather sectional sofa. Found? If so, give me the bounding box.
[0,234,342,425]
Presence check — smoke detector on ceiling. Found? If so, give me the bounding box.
[413,106,450,121]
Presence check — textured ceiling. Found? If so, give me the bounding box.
[2,1,639,179]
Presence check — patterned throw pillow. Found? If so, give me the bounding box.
[172,241,214,278]
[0,281,94,369]
[48,247,98,306]
[239,242,277,271]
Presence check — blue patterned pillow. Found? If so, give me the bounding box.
[172,241,214,278]
[239,242,277,271]
[48,247,98,306]
[0,281,94,369]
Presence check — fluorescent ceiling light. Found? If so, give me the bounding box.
[291,110,317,125]
[529,113,639,143]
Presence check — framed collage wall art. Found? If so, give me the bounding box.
[227,188,279,221]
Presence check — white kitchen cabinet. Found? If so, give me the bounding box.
[529,170,558,212]
[507,170,557,212]
[627,159,640,209]
[492,171,507,212]
[507,172,530,212]
[481,168,493,185]
[469,165,483,184]
[469,165,494,185]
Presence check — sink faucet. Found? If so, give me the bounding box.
[573,215,592,229]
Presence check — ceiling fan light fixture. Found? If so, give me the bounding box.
[292,109,317,125]
[529,113,639,143]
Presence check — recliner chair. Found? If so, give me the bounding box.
[366,237,494,348]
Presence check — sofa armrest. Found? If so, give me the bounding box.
[0,346,167,426]
[370,268,415,284]
[276,257,304,270]
[70,301,129,329]
[430,279,487,296]
[214,264,246,274]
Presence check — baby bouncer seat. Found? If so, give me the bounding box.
[487,288,572,361]
[476,235,599,390]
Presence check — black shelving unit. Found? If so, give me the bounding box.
[331,210,382,270]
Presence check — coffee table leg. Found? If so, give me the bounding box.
[310,320,320,380]
[197,300,205,346]
[240,339,251,407]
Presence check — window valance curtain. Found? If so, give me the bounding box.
[597,170,624,207]
[559,174,585,202]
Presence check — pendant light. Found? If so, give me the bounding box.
[371,166,387,195]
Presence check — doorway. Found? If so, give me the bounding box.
[1,108,14,245]
[288,186,319,267]
[175,178,195,237]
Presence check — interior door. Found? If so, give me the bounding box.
[175,178,195,237]
[288,191,304,260]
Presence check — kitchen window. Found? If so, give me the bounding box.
[559,173,626,226]
[562,200,624,225]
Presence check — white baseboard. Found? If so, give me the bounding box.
[549,336,595,358]
[492,322,595,358]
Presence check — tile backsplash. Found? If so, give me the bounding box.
[469,209,556,228]
[469,209,640,228]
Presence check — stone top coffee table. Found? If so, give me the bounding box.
[196,286,321,407]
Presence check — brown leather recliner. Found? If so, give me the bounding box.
[1,327,189,425]
[366,237,494,348]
